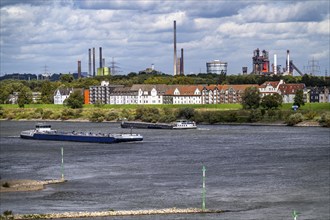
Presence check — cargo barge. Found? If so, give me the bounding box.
[121,120,197,129]
[20,124,143,144]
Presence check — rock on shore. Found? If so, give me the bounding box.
[13,208,225,219]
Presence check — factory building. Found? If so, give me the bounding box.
[173,21,184,76]
[252,48,270,74]
[206,60,228,75]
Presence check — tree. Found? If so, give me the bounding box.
[60,74,74,84]
[261,93,283,109]
[17,86,33,108]
[40,81,58,104]
[294,89,305,107]
[64,90,84,109]
[177,107,195,119]
[241,86,261,109]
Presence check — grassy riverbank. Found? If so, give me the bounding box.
[0,103,329,126]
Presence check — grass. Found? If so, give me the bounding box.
[281,103,330,111]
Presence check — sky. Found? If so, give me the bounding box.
[0,0,329,76]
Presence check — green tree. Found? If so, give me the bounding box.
[177,107,195,120]
[17,86,33,108]
[241,86,261,109]
[40,81,57,104]
[63,90,84,109]
[294,89,305,107]
[60,74,74,84]
[260,93,283,109]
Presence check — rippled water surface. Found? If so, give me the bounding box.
[0,121,329,219]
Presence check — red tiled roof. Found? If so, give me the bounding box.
[278,84,305,94]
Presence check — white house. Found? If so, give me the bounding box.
[109,87,138,104]
[165,85,203,104]
[53,88,72,104]
[131,84,168,104]
[258,80,284,97]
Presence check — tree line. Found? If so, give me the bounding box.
[0,72,329,105]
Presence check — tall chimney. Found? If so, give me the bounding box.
[286,50,290,74]
[88,49,91,77]
[92,47,95,77]
[99,47,102,68]
[173,20,177,76]
[102,58,105,68]
[78,60,81,78]
[180,48,184,75]
[274,54,277,75]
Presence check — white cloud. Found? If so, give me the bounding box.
[0,0,329,75]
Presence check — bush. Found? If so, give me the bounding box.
[89,110,105,122]
[319,113,330,127]
[105,111,119,121]
[61,108,81,120]
[2,182,10,188]
[177,107,195,120]
[304,111,318,120]
[42,110,53,119]
[286,113,304,126]
[226,112,238,122]
[248,109,263,122]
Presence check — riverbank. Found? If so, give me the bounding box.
[0,179,66,193]
[7,208,225,219]
[1,103,329,127]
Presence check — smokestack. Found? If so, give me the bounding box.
[173,20,177,76]
[287,50,290,74]
[99,47,102,68]
[274,54,277,75]
[77,60,81,78]
[92,47,95,77]
[102,58,105,68]
[180,48,184,75]
[88,49,91,77]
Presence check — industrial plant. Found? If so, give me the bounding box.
[250,48,304,76]
[66,20,322,79]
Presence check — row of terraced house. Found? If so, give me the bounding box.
[53,80,330,105]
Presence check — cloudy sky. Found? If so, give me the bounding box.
[0,0,329,76]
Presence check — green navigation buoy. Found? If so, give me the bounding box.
[202,165,206,211]
[61,147,64,180]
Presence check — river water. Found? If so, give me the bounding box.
[0,121,329,219]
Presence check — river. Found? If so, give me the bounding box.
[0,121,329,219]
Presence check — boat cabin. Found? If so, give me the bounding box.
[35,124,52,132]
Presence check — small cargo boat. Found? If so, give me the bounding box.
[121,120,197,129]
[20,124,143,143]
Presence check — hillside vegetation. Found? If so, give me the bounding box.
[1,103,329,127]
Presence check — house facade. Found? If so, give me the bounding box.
[86,82,327,105]
[54,88,72,104]
[109,87,138,104]
[202,84,258,104]
[164,85,203,104]
[278,83,306,103]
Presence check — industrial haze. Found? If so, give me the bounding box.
[0,0,329,76]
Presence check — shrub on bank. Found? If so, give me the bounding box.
[286,113,304,126]
[303,111,318,120]
[248,109,263,122]
[105,111,119,121]
[319,113,330,127]
[61,108,82,120]
[89,110,105,122]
